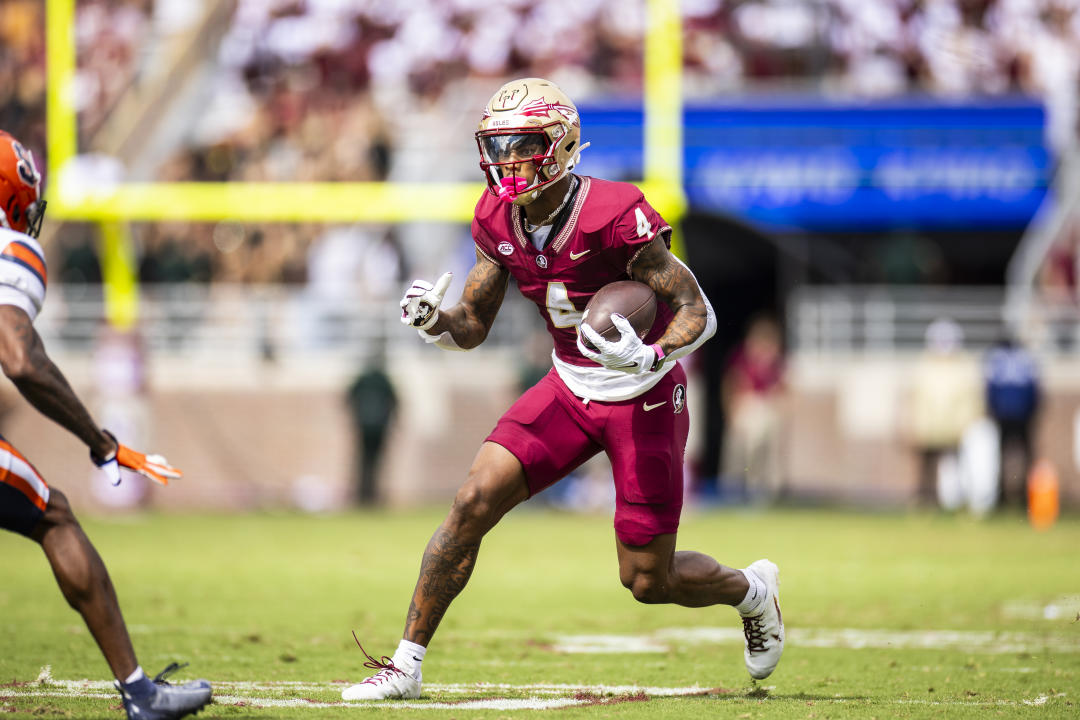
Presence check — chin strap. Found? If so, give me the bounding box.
[566,141,590,173]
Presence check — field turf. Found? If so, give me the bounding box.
[1,505,1077,718]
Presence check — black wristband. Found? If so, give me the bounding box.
[91,429,119,465]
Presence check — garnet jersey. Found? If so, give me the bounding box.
[472,175,715,401]
[0,227,47,322]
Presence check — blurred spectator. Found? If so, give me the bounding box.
[139,223,214,284]
[0,1,46,162]
[907,318,984,506]
[1012,0,1080,153]
[983,336,1041,507]
[721,314,786,503]
[57,231,105,286]
[89,328,151,509]
[912,0,1012,97]
[74,0,152,141]
[1038,217,1080,350]
[304,224,383,347]
[518,328,555,394]
[345,347,398,506]
[875,231,949,284]
[359,228,407,302]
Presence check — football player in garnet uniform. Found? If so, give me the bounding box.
[343,79,784,700]
[0,131,211,720]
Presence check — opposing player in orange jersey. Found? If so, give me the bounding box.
[344,78,784,700]
[0,130,211,720]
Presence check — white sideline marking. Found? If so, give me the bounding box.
[553,627,1080,654]
[1001,595,1080,621]
[1023,693,1067,706]
[214,695,583,710]
[552,634,668,653]
[5,679,711,696]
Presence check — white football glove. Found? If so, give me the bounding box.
[577,314,661,375]
[400,272,453,331]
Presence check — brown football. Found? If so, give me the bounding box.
[580,280,657,350]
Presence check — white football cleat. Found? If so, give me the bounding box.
[741,559,785,680]
[341,667,420,701]
[342,639,421,701]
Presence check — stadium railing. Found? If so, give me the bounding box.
[37,284,539,359]
[789,285,1078,355]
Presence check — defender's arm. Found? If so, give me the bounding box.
[629,235,716,360]
[423,251,510,350]
[0,305,115,458]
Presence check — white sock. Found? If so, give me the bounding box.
[392,639,427,680]
[123,666,146,684]
[735,568,767,615]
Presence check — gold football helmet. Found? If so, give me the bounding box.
[475,78,589,206]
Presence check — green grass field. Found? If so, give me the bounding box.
[2,505,1077,718]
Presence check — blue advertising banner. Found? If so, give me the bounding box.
[578,97,1050,232]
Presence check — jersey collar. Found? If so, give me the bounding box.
[512,175,590,254]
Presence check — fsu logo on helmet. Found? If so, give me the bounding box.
[518,98,579,125]
[673,384,686,414]
[493,84,526,111]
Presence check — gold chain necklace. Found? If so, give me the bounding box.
[524,176,577,233]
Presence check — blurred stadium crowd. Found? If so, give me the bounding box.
[1,0,1078,287]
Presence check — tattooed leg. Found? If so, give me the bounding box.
[403,442,529,646]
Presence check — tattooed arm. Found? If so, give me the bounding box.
[0,305,116,458]
[629,235,717,360]
[423,250,510,350]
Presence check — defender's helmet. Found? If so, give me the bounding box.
[475,78,589,206]
[0,131,45,238]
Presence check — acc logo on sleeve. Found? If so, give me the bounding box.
[498,241,514,256]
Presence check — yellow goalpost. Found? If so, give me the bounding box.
[45,0,684,323]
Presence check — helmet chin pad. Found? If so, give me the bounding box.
[497,176,531,204]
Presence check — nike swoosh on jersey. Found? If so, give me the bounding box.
[569,249,591,260]
[642,401,666,412]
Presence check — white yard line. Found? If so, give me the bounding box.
[0,675,1068,711]
[4,679,713,696]
[1001,595,1080,621]
[212,695,584,710]
[555,627,1080,654]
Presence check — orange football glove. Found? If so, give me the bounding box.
[92,430,183,486]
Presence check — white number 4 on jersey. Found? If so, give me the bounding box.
[547,282,582,328]
[635,207,655,240]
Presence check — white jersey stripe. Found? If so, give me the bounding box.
[1,447,50,506]
[0,227,47,320]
